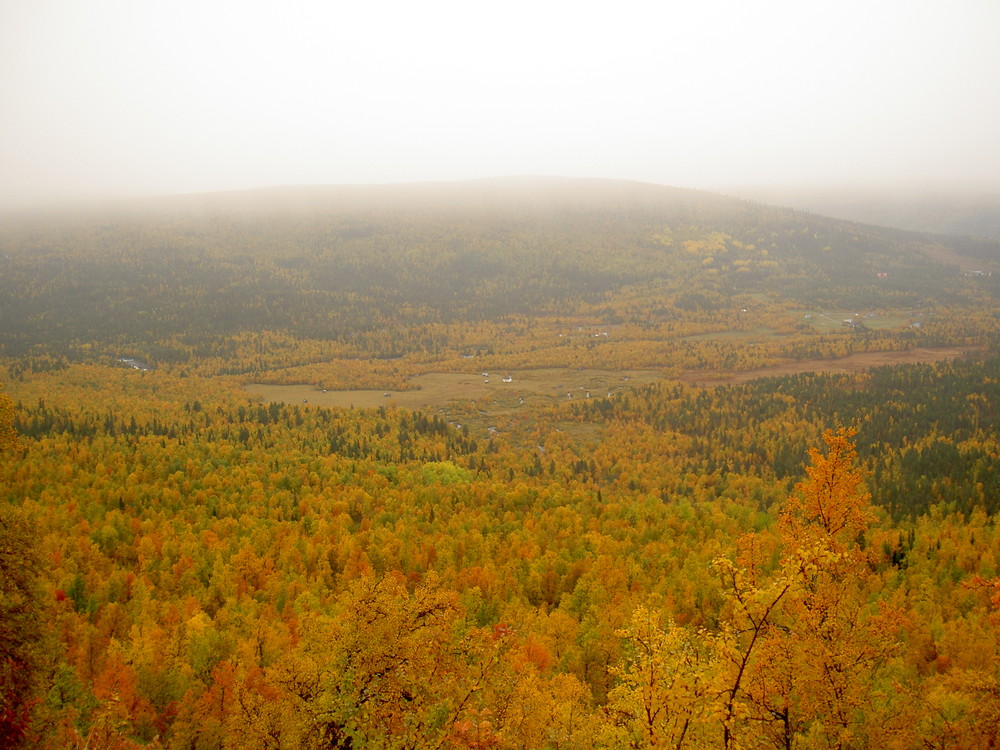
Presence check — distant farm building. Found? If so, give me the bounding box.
[117,357,152,371]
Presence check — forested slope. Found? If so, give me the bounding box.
[2,178,996,370]
[1,179,999,748]
[3,353,1000,748]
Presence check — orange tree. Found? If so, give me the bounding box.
[714,429,906,750]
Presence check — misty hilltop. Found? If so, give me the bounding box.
[1,177,996,366]
[730,185,1000,242]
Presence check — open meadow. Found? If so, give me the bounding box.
[246,345,979,410]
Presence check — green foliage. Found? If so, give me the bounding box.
[421,460,473,485]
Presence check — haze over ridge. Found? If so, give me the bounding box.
[2,0,998,210]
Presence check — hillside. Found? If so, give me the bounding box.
[1,178,997,378]
[2,178,1000,749]
[731,185,1000,243]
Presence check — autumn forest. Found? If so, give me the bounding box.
[2,178,999,749]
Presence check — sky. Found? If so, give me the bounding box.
[2,0,999,208]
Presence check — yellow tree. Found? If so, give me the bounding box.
[713,537,794,750]
[0,387,15,455]
[909,575,1000,748]
[500,670,598,749]
[1,385,46,749]
[262,572,507,749]
[769,429,903,749]
[602,605,716,749]
[0,503,44,749]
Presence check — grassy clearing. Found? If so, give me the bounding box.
[797,309,914,330]
[246,368,665,411]
[248,345,979,409]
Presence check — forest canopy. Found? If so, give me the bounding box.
[1,179,999,748]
